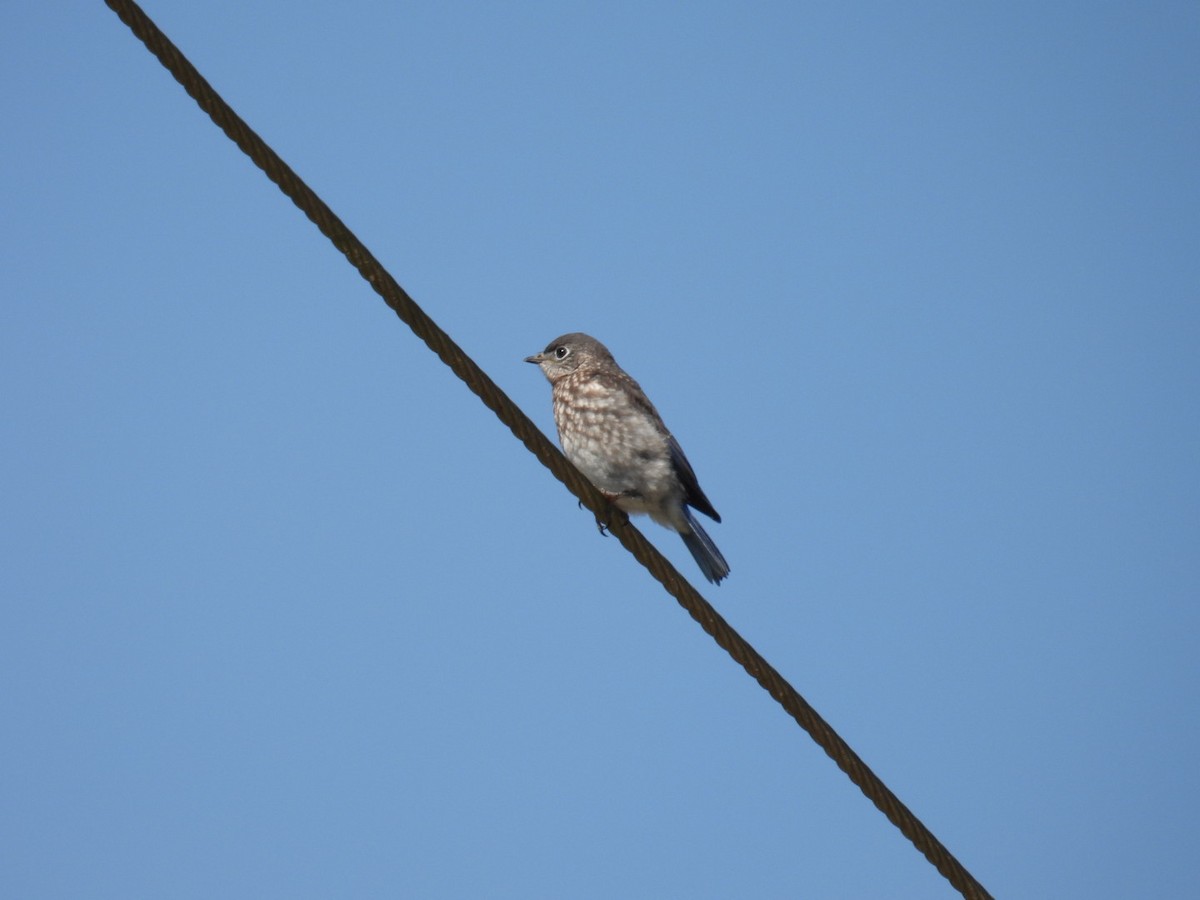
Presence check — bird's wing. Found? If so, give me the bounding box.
[668,435,721,522]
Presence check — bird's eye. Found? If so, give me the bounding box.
[554,346,570,360]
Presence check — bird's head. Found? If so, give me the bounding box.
[525,332,612,383]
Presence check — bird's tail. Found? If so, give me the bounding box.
[680,507,730,585]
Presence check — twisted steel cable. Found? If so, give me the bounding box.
[102,2,993,897]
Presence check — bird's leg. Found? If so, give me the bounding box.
[596,491,634,535]
[579,491,631,536]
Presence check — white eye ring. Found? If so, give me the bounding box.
[554,346,570,360]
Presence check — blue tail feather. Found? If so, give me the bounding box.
[681,507,730,585]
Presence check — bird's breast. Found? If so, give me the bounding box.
[551,376,675,499]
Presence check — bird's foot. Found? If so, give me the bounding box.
[595,507,629,536]
[579,492,629,536]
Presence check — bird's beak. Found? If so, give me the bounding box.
[524,353,543,365]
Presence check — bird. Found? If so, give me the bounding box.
[525,332,730,585]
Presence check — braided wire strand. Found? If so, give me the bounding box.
[102,2,992,897]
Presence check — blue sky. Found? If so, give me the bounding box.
[2,2,1197,897]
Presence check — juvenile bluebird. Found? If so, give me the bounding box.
[525,333,730,585]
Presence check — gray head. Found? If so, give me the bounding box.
[524,332,615,383]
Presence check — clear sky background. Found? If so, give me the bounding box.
[2,3,1197,898]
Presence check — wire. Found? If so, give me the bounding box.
[101,2,993,897]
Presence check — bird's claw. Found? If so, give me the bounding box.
[579,496,626,536]
[594,502,627,537]
[577,500,609,535]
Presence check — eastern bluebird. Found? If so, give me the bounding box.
[525,333,730,585]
